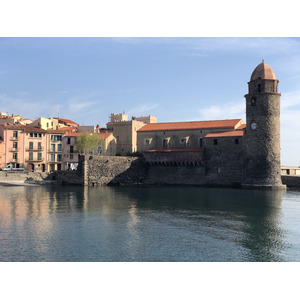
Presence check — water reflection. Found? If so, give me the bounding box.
[0,185,295,262]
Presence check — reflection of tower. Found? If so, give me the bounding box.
[244,61,285,189]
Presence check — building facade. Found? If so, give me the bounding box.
[138,62,285,189]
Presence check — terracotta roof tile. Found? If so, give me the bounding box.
[204,131,244,138]
[54,117,79,126]
[138,119,242,132]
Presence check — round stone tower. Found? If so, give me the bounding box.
[244,61,285,189]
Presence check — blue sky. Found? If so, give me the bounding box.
[1,37,300,165]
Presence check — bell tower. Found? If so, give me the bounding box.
[244,61,285,188]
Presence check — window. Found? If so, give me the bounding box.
[57,164,61,170]
[70,146,74,153]
[38,153,42,161]
[29,152,33,160]
[163,138,169,149]
[57,154,62,162]
[126,136,129,142]
[13,142,18,150]
[51,154,55,162]
[235,139,239,145]
[29,141,33,150]
[13,153,18,161]
[70,154,73,160]
[47,123,49,128]
[57,144,62,152]
[251,97,256,106]
[258,84,261,92]
[34,133,37,137]
[30,133,33,137]
[38,142,42,150]
[67,137,71,144]
[126,147,129,153]
[38,133,42,138]
[213,139,218,145]
[51,135,62,141]
[199,139,203,147]
[116,147,120,154]
[116,136,119,143]
[51,144,55,152]
[13,131,18,139]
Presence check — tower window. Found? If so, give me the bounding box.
[251,97,256,106]
[257,84,261,92]
[235,139,239,145]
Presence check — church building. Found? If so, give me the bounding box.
[137,61,285,189]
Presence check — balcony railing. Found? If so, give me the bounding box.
[9,147,19,152]
[48,149,63,153]
[26,147,44,151]
[25,157,43,162]
[10,137,19,141]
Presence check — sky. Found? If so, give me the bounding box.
[1,37,300,165]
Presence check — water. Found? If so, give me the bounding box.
[0,184,300,261]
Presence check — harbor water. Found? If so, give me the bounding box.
[0,185,300,261]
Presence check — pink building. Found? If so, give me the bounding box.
[0,124,48,171]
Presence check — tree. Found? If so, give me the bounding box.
[75,132,103,155]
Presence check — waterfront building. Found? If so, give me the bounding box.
[0,124,48,171]
[137,61,285,189]
[107,113,157,156]
[0,136,4,169]
[47,129,66,171]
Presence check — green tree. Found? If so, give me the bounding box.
[75,132,102,154]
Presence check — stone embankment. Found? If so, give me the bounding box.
[86,156,148,186]
[281,175,300,188]
[0,171,53,185]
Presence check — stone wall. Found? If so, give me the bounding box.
[281,175,300,188]
[85,156,148,186]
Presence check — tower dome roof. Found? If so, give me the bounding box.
[250,61,276,81]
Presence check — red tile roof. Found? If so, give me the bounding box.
[204,131,244,138]
[2,124,47,133]
[138,119,242,132]
[65,132,83,137]
[54,117,79,126]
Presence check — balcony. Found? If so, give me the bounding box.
[26,147,44,151]
[9,148,19,152]
[67,150,78,153]
[48,149,63,153]
[10,137,19,141]
[25,157,43,162]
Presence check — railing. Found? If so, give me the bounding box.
[10,137,19,141]
[25,157,43,162]
[48,149,63,153]
[25,147,44,151]
[9,147,19,152]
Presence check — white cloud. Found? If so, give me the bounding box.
[197,100,245,121]
[127,103,159,117]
